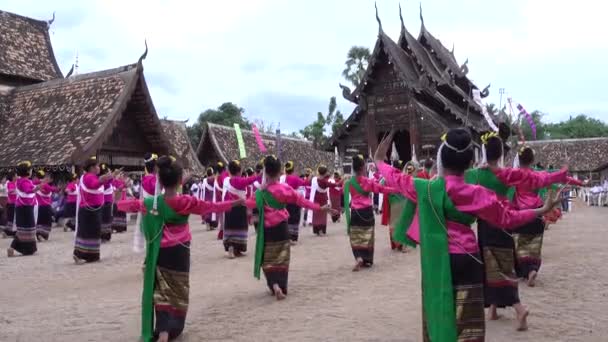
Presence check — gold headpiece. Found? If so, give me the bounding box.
[18,160,32,168]
[440,133,447,142]
[481,132,499,145]
[217,161,224,168]
[232,160,240,166]
[144,153,158,163]
[285,161,294,171]
[169,156,176,162]
[37,170,45,177]
[90,156,97,160]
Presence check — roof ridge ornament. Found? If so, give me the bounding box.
[399,3,404,29]
[339,83,357,103]
[46,11,55,29]
[137,39,148,66]
[375,2,382,32]
[480,83,491,98]
[65,64,75,78]
[460,58,469,75]
[419,2,424,27]
[450,43,455,55]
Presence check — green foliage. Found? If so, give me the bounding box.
[299,96,343,148]
[186,102,251,147]
[342,46,370,87]
[544,114,608,139]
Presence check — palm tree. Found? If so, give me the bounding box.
[342,46,371,87]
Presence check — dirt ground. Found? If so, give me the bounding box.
[1,200,607,341]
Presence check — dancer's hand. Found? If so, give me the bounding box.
[374,129,396,162]
[233,198,246,207]
[320,204,331,212]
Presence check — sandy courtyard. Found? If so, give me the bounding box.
[1,200,607,342]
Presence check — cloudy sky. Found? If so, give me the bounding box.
[2,0,607,133]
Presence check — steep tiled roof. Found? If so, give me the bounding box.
[508,138,608,172]
[160,119,205,174]
[0,64,170,169]
[197,122,334,172]
[0,10,62,82]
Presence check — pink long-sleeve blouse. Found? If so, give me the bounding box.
[80,173,105,207]
[15,177,36,207]
[7,181,16,204]
[36,183,57,206]
[118,195,234,248]
[348,176,395,209]
[65,181,78,203]
[141,174,157,197]
[378,162,538,254]
[245,182,320,228]
[223,175,258,201]
[285,174,309,190]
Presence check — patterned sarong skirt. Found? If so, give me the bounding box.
[4,203,16,236]
[11,205,37,255]
[223,205,248,253]
[112,203,127,233]
[100,202,113,242]
[154,242,190,340]
[349,206,375,266]
[35,205,53,241]
[286,203,301,242]
[422,253,485,342]
[513,217,544,279]
[263,221,291,294]
[74,205,102,262]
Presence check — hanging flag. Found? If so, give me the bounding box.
[275,125,282,160]
[233,123,247,159]
[252,124,267,153]
[472,89,499,132]
[516,103,536,140]
[508,98,526,144]
[390,142,399,161]
[411,144,418,164]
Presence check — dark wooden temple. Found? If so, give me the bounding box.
[0,10,192,172]
[330,5,491,164]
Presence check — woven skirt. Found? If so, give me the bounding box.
[4,203,16,236]
[223,205,248,253]
[35,205,53,241]
[154,242,190,340]
[262,221,291,294]
[349,206,375,266]
[286,204,301,242]
[112,203,127,233]
[422,253,485,342]
[100,202,113,242]
[514,217,544,279]
[11,205,37,255]
[74,205,102,262]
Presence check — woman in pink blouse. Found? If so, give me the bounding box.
[8,161,47,257]
[100,164,114,242]
[344,155,395,271]
[34,170,58,241]
[307,165,339,236]
[374,129,561,342]
[63,173,79,232]
[222,160,258,259]
[248,155,330,300]
[281,160,311,244]
[2,172,17,237]
[111,176,128,233]
[73,157,121,264]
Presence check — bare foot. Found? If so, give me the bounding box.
[487,305,500,320]
[63,226,68,232]
[7,248,15,257]
[36,235,43,242]
[273,284,286,301]
[73,255,86,265]
[527,271,538,287]
[158,331,169,342]
[228,246,235,259]
[352,258,364,272]
[1,231,7,239]
[516,309,529,331]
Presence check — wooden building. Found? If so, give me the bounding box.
[0,10,191,173]
[196,122,334,173]
[330,6,491,164]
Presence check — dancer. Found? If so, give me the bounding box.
[0,176,6,232]
[73,157,121,264]
[100,164,114,242]
[344,155,395,271]
[222,160,258,258]
[250,162,264,231]
[117,156,240,342]
[381,160,411,252]
[34,170,57,241]
[63,173,79,231]
[214,161,228,239]
[2,172,16,238]
[281,161,310,244]
[375,129,562,342]
[329,171,343,223]
[511,147,581,286]
[302,168,312,226]
[200,167,217,230]
[7,161,46,257]
[112,175,128,233]
[307,165,339,236]
[250,155,330,300]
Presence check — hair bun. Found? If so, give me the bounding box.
[157,155,173,169]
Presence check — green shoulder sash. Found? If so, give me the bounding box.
[343,177,369,233]
[465,168,514,201]
[253,190,286,279]
[389,194,417,248]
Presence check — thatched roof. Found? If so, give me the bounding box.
[197,122,334,172]
[515,138,608,172]
[160,119,205,174]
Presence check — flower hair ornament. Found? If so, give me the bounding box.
[144,153,158,163]
[435,134,473,177]
[18,160,32,168]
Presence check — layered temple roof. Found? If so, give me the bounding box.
[0,63,170,170]
[160,119,205,174]
[511,138,608,173]
[331,5,490,146]
[0,10,62,82]
[197,122,334,172]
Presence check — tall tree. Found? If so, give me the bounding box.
[342,46,370,87]
[186,102,251,147]
[300,96,343,148]
[545,114,608,139]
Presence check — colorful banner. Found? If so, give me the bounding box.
[472,89,499,132]
[276,126,282,160]
[516,103,536,140]
[233,123,247,159]
[508,98,526,144]
[252,124,267,153]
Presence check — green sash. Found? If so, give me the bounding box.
[389,194,417,248]
[141,196,188,342]
[343,177,369,233]
[415,178,475,342]
[465,168,514,201]
[253,190,286,279]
